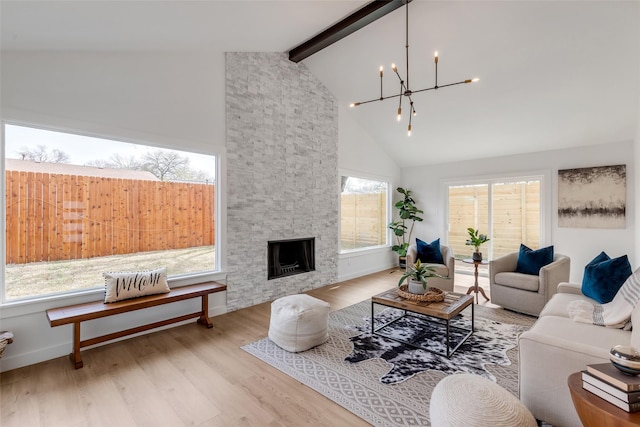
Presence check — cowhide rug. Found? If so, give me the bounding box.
[345,307,529,385]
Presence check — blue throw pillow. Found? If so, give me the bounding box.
[582,253,632,304]
[416,238,444,264]
[515,244,554,275]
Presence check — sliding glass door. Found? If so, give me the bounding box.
[447,177,543,260]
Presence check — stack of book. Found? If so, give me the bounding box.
[582,363,640,412]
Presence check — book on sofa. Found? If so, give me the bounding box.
[586,363,640,392]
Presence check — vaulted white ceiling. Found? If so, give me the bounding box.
[2,1,639,168]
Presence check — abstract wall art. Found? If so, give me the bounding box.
[558,164,626,229]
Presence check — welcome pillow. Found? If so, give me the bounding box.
[582,252,632,304]
[416,238,444,264]
[515,244,554,275]
[104,268,170,303]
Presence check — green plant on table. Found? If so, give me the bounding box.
[397,259,447,290]
[465,228,490,252]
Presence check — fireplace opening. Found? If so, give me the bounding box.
[268,238,315,280]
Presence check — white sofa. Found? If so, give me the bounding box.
[518,281,639,427]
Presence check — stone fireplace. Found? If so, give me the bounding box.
[225,52,338,311]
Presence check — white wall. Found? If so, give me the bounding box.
[2,51,226,152]
[337,105,401,281]
[402,141,635,283]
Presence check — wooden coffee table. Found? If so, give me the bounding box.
[568,371,640,427]
[371,289,474,358]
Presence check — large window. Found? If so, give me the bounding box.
[340,176,389,251]
[3,124,217,302]
[447,176,544,260]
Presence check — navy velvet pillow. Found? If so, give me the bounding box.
[416,238,444,264]
[582,252,632,304]
[515,244,554,275]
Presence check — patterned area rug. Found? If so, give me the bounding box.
[346,305,530,384]
[242,299,535,427]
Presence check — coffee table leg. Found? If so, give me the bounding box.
[472,300,475,331]
[446,320,451,357]
[371,300,374,335]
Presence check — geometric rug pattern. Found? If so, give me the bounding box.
[242,299,535,427]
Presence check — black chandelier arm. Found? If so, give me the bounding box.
[351,76,475,106]
[410,79,474,95]
[405,0,410,91]
[434,52,438,88]
[397,81,403,120]
[392,65,408,92]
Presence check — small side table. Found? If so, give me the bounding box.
[462,258,489,304]
[568,371,640,427]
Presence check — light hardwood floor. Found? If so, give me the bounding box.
[0,269,493,427]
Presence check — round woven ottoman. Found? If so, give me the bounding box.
[430,374,537,427]
[268,294,330,353]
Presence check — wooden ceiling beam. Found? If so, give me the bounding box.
[288,0,410,63]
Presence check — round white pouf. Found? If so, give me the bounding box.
[268,294,330,353]
[430,374,537,427]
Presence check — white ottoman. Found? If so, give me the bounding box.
[268,294,330,352]
[430,374,537,427]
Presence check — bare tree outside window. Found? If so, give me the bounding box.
[18,144,70,163]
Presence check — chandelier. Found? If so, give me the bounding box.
[349,0,478,136]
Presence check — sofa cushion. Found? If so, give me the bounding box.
[516,244,554,275]
[522,316,630,358]
[540,292,596,319]
[495,271,539,292]
[416,238,444,264]
[424,263,449,277]
[582,253,632,304]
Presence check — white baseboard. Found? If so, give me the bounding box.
[0,304,228,373]
[337,262,397,283]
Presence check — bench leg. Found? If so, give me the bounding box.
[197,294,213,328]
[70,322,84,369]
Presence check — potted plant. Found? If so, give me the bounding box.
[388,187,423,267]
[466,227,490,261]
[397,259,447,294]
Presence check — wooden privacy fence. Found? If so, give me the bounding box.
[341,192,386,249]
[448,182,540,260]
[5,171,215,265]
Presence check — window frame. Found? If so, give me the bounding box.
[442,170,551,260]
[338,170,392,254]
[1,121,222,306]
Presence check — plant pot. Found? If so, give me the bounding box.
[472,251,482,262]
[408,279,426,295]
[399,256,407,268]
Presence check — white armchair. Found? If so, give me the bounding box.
[406,243,455,292]
[489,252,570,316]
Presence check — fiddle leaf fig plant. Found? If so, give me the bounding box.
[465,227,490,252]
[388,187,423,257]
